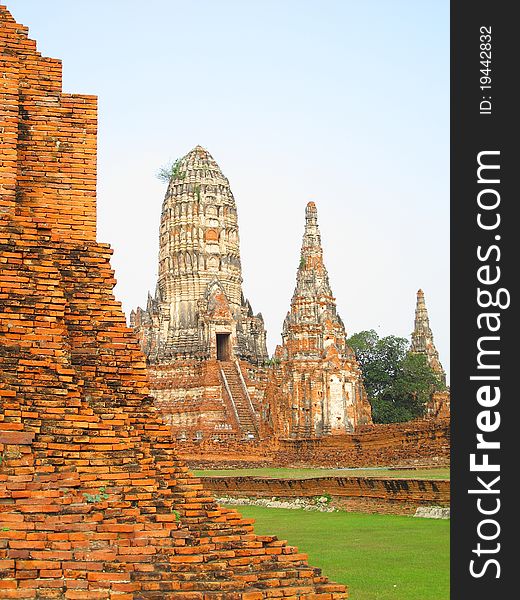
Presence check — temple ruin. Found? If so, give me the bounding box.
[0,6,347,597]
[266,203,372,437]
[410,289,450,418]
[410,289,446,383]
[131,146,270,441]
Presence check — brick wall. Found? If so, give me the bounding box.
[0,12,96,240]
[203,476,450,515]
[277,419,450,468]
[177,419,450,469]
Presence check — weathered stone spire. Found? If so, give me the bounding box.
[296,201,333,295]
[132,146,268,363]
[410,289,446,384]
[274,202,371,435]
[283,202,344,356]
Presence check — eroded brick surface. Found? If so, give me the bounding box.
[0,6,347,597]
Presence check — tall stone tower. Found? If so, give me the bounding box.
[410,289,446,384]
[131,147,268,440]
[132,145,267,364]
[410,289,449,419]
[282,202,348,356]
[267,202,372,437]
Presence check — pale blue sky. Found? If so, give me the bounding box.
[8,0,450,380]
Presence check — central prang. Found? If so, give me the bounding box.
[131,145,268,365]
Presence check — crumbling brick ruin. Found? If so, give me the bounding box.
[410,289,450,419]
[131,146,270,442]
[0,6,347,598]
[265,203,372,438]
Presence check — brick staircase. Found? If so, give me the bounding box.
[220,361,259,438]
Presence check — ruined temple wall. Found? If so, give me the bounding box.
[147,361,236,436]
[264,367,289,437]
[202,476,450,515]
[427,390,451,419]
[265,356,371,438]
[277,419,450,468]
[176,419,450,468]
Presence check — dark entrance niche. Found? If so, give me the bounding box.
[216,333,231,361]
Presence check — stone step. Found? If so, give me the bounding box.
[219,363,258,437]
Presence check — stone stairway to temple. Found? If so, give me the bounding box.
[219,361,259,439]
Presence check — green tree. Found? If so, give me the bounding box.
[347,330,444,424]
[347,330,408,397]
[157,158,185,183]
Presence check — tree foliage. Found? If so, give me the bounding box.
[347,330,444,424]
[156,158,184,183]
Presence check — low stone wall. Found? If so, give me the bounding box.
[176,438,273,469]
[176,418,450,469]
[277,419,450,468]
[202,475,450,515]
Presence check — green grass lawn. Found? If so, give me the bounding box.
[232,506,449,600]
[194,466,450,480]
